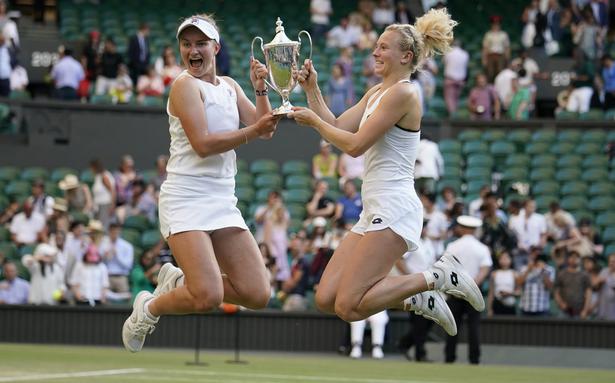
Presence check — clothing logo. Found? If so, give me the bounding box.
[450,272,459,287]
[411,297,417,305]
[371,217,383,224]
[433,272,439,279]
[191,17,199,24]
[428,296,435,311]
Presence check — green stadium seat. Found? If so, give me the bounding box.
[281,160,310,176]
[0,226,9,242]
[531,129,556,142]
[560,196,588,211]
[255,188,273,203]
[90,94,114,104]
[141,230,162,249]
[80,169,95,187]
[560,182,588,196]
[604,244,615,256]
[581,169,609,183]
[507,130,532,151]
[530,154,557,168]
[44,181,63,198]
[438,139,462,154]
[579,109,604,120]
[582,155,609,169]
[121,228,141,247]
[555,110,578,120]
[501,167,528,184]
[285,175,312,190]
[570,210,594,222]
[254,173,283,189]
[535,195,558,212]
[462,140,489,155]
[557,155,583,169]
[235,187,256,204]
[443,152,462,166]
[550,142,575,156]
[490,141,516,156]
[288,218,304,234]
[123,215,150,232]
[556,129,582,142]
[286,204,307,220]
[533,181,559,195]
[436,179,462,194]
[321,176,339,191]
[283,189,312,204]
[589,182,615,197]
[529,168,555,182]
[526,142,550,155]
[458,129,482,142]
[50,167,78,183]
[581,129,607,144]
[596,212,615,228]
[0,166,19,182]
[4,180,30,197]
[466,180,490,195]
[250,159,279,174]
[141,96,164,108]
[464,167,491,181]
[443,165,462,178]
[236,159,248,172]
[466,154,494,169]
[69,211,90,225]
[235,172,254,187]
[588,197,615,212]
[505,154,530,168]
[602,227,615,245]
[555,168,582,182]
[610,170,615,182]
[0,242,18,260]
[481,129,507,142]
[21,167,49,182]
[575,143,603,156]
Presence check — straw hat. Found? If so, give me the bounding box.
[52,198,68,212]
[87,220,104,233]
[58,174,80,190]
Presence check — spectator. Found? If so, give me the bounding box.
[358,21,378,51]
[437,186,458,214]
[264,193,291,284]
[572,6,601,65]
[58,174,93,216]
[82,30,102,82]
[494,59,521,111]
[50,230,68,272]
[521,0,541,48]
[468,73,500,120]
[69,243,109,306]
[517,247,555,316]
[94,38,123,96]
[482,15,510,82]
[326,17,361,48]
[394,1,415,24]
[334,47,355,87]
[544,202,575,242]
[114,155,137,206]
[0,197,19,225]
[583,256,602,316]
[0,262,29,304]
[550,211,584,268]
[349,310,389,359]
[443,40,469,115]
[507,76,532,120]
[444,216,492,365]
[99,223,134,301]
[601,54,615,106]
[130,251,157,299]
[307,179,336,220]
[0,1,19,49]
[508,198,547,258]
[10,63,28,92]
[310,0,333,41]
[597,253,615,320]
[50,46,85,101]
[136,65,165,103]
[46,198,69,236]
[469,185,491,218]
[281,231,311,311]
[148,154,169,194]
[420,192,448,257]
[154,46,182,87]
[589,75,614,110]
[90,159,116,230]
[109,63,133,104]
[259,242,278,299]
[566,79,594,113]
[309,216,330,252]
[9,198,46,247]
[557,7,575,57]
[0,32,13,97]
[554,251,592,318]
[544,0,562,55]
[254,190,283,242]
[21,243,66,305]
[414,134,444,194]
[362,54,381,90]
[372,0,395,29]
[119,179,156,224]
[326,63,354,116]
[480,198,517,256]
[488,251,519,316]
[128,22,151,85]
[312,140,338,179]
[334,179,362,226]
[30,179,54,218]
[417,58,438,110]
[576,218,604,258]
[337,152,364,188]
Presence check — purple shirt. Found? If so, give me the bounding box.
[469,85,497,120]
[0,277,30,304]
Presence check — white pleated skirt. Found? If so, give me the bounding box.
[158,173,248,239]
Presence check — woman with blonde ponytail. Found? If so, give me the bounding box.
[288,9,484,333]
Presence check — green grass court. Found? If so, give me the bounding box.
[1,344,614,383]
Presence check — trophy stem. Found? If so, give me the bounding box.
[273,92,293,115]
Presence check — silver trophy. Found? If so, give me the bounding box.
[252,18,312,115]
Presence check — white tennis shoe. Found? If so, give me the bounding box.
[153,263,184,297]
[429,252,485,312]
[122,291,158,353]
[405,291,457,336]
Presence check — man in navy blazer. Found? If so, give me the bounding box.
[127,23,150,85]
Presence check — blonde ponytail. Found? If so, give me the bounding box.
[385,8,457,73]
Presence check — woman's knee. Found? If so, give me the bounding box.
[186,284,223,313]
[314,289,336,314]
[242,283,271,310]
[334,295,362,322]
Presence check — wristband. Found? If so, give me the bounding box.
[255,89,268,96]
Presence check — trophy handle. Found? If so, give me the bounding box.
[298,30,313,62]
[251,36,277,92]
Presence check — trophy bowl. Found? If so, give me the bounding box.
[252,18,312,115]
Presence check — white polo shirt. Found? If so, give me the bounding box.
[444,235,492,279]
[509,211,547,251]
[9,212,46,244]
[444,46,469,81]
[415,139,444,180]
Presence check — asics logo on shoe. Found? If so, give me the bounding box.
[428,296,435,311]
[371,217,383,224]
[451,272,459,286]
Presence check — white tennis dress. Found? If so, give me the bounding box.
[350,80,423,251]
[158,71,247,239]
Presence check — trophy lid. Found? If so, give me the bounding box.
[264,17,300,48]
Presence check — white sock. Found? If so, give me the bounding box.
[423,268,444,290]
[403,293,423,311]
[144,300,158,320]
[175,275,185,288]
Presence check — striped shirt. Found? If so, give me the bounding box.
[519,265,555,313]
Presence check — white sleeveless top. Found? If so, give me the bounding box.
[359,80,420,194]
[494,269,516,306]
[166,71,239,178]
[92,171,114,206]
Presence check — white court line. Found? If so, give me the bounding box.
[159,368,440,383]
[0,368,145,382]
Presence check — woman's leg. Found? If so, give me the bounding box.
[333,229,429,322]
[314,232,363,314]
[209,227,271,310]
[148,231,224,316]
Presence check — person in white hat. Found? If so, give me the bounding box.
[21,243,66,305]
[287,9,483,338]
[58,174,93,216]
[122,13,283,353]
[443,215,492,365]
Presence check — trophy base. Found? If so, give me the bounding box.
[272,104,294,116]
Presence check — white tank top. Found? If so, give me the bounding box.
[494,269,516,306]
[92,171,114,205]
[359,80,420,194]
[166,71,239,178]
